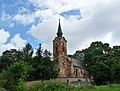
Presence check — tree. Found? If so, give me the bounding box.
[22,43,33,59]
[43,49,52,58]
[31,46,56,80]
[36,43,43,59]
[0,60,34,91]
[0,49,22,71]
[32,57,57,80]
[73,41,114,85]
[110,46,120,83]
[92,60,111,85]
[114,62,120,83]
[72,50,85,63]
[40,58,57,80]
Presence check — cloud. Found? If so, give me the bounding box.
[0,28,27,55]
[18,7,29,14]
[27,0,120,55]
[0,43,17,54]
[0,28,10,44]
[27,15,59,43]
[13,13,35,25]
[10,34,27,49]
[9,23,15,28]
[1,0,119,54]
[1,12,11,21]
[0,28,14,55]
[63,0,120,53]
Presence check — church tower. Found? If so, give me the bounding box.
[53,19,71,77]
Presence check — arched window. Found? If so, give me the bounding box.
[76,69,78,77]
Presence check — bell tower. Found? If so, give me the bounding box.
[53,19,67,58]
[53,19,71,77]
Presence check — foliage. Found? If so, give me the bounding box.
[73,41,120,85]
[22,43,33,58]
[0,60,34,91]
[1,41,120,88]
[0,49,22,71]
[18,80,120,91]
[0,87,7,91]
[92,61,111,85]
[29,43,57,80]
[36,43,43,59]
[43,49,52,58]
[31,57,57,80]
[0,43,56,90]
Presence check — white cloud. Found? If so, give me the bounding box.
[0,28,27,55]
[27,15,59,41]
[0,43,16,55]
[9,23,15,28]
[27,0,120,55]
[13,13,35,25]
[1,0,120,55]
[34,8,55,20]
[18,7,29,14]
[1,12,11,21]
[0,28,10,44]
[0,28,14,55]
[10,34,27,49]
[27,14,63,52]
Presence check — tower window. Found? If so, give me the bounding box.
[55,43,59,56]
[62,43,64,52]
[56,44,58,52]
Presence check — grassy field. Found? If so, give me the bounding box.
[18,81,120,91]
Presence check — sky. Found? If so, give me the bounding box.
[0,0,120,55]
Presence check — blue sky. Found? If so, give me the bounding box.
[0,0,120,55]
[0,0,37,45]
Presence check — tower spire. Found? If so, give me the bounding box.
[57,19,63,38]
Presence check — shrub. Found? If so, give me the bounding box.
[18,80,120,91]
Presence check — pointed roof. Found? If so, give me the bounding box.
[57,19,63,38]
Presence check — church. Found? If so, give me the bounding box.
[53,19,90,80]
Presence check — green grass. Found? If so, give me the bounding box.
[17,81,120,91]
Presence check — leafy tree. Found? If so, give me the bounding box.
[36,43,43,59]
[32,57,57,80]
[114,62,120,83]
[72,50,85,63]
[110,46,120,83]
[31,44,57,80]
[0,49,22,71]
[92,61,111,85]
[73,41,115,85]
[43,49,52,58]
[0,61,34,91]
[22,43,33,59]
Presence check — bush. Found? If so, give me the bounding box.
[18,80,120,91]
[18,80,82,91]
